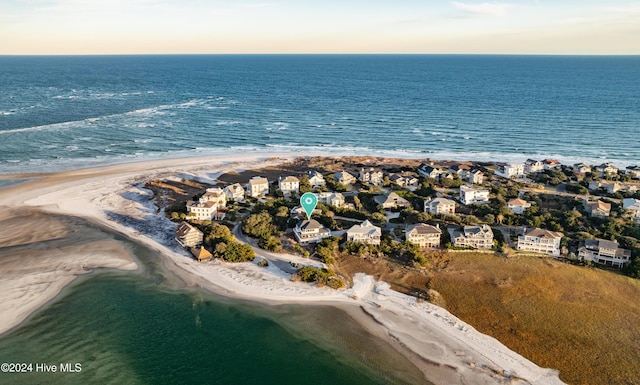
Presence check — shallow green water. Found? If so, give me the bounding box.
[0,219,427,385]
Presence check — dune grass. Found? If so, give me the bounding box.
[429,253,640,385]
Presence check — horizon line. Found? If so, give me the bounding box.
[1,52,639,57]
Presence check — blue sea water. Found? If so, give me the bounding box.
[1,55,639,174]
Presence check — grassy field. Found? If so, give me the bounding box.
[336,253,640,385]
[428,253,640,385]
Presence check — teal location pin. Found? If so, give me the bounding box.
[300,192,318,220]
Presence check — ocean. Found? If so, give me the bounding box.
[1,55,639,173]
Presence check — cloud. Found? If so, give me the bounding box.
[452,2,513,16]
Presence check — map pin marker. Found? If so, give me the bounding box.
[300,192,318,220]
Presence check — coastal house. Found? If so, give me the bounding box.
[293,219,331,244]
[542,159,561,170]
[186,200,218,221]
[359,167,384,186]
[346,220,381,245]
[374,192,411,210]
[333,171,357,185]
[578,239,632,268]
[247,176,270,197]
[190,246,213,262]
[525,159,544,174]
[406,223,441,248]
[175,221,204,248]
[572,163,592,174]
[417,163,444,180]
[588,181,621,194]
[278,176,300,195]
[201,187,227,207]
[507,198,532,215]
[388,173,419,189]
[468,169,484,185]
[623,198,640,223]
[517,228,563,256]
[424,197,456,215]
[316,192,345,208]
[448,164,471,178]
[596,163,619,178]
[224,183,245,202]
[450,225,494,249]
[625,165,640,179]
[496,163,525,179]
[584,199,611,218]
[307,170,326,188]
[459,185,490,205]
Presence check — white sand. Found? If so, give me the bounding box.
[0,152,565,385]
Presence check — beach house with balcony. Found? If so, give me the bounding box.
[247,176,269,197]
[578,238,631,268]
[293,219,331,244]
[459,185,490,205]
[424,197,456,215]
[517,228,563,256]
[406,223,441,248]
[346,220,381,245]
[450,225,494,249]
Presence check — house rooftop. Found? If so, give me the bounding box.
[524,228,563,239]
[407,223,441,235]
[508,198,528,206]
[298,219,325,231]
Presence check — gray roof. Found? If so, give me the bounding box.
[524,228,563,239]
[407,223,441,235]
[298,219,326,231]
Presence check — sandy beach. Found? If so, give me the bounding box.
[0,153,565,385]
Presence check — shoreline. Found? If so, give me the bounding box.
[0,153,565,385]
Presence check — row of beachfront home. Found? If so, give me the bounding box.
[417,163,484,185]
[293,219,382,245]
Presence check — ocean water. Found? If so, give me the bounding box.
[1,55,639,173]
[0,215,426,385]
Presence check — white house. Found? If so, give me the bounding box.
[588,181,621,194]
[406,223,441,248]
[359,167,384,185]
[578,238,632,268]
[496,163,525,179]
[346,220,381,245]
[201,188,227,207]
[625,165,640,179]
[186,200,218,221]
[278,176,300,195]
[417,163,444,180]
[517,228,563,256]
[424,197,456,215]
[374,192,411,209]
[388,173,419,189]
[247,176,269,197]
[334,171,357,185]
[450,225,494,249]
[468,169,484,185]
[316,192,345,208]
[623,198,640,223]
[572,163,592,174]
[459,185,490,205]
[525,159,545,174]
[224,183,245,202]
[542,159,561,170]
[596,163,619,178]
[307,170,326,188]
[584,199,611,218]
[293,219,331,244]
[175,221,204,248]
[507,198,532,215]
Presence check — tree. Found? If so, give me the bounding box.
[259,236,282,252]
[221,242,255,262]
[371,212,387,225]
[353,196,363,212]
[242,211,276,239]
[299,175,312,194]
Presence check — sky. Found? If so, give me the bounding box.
[1,0,639,54]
